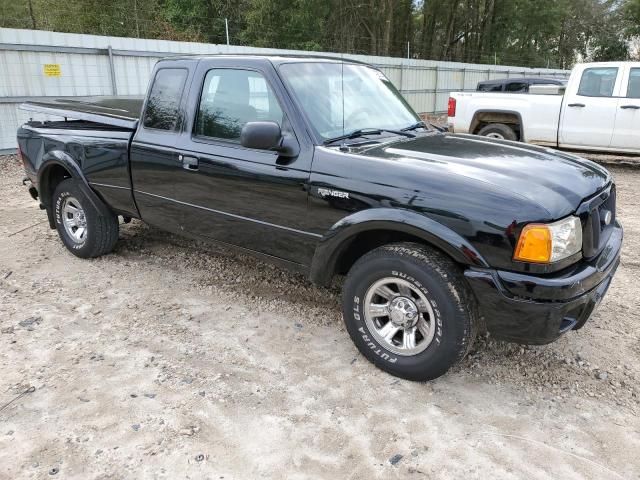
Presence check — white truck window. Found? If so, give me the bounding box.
[577,67,618,97]
[627,68,640,98]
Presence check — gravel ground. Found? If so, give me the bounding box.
[0,153,639,479]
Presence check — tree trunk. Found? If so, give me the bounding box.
[473,0,482,62]
[383,0,393,56]
[28,0,37,29]
[422,2,438,59]
[441,2,457,60]
[480,0,495,63]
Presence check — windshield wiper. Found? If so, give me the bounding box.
[402,120,446,132]
[323,127,415,146]
[401,121,427,131]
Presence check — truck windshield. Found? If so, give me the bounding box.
[279,62,421,142]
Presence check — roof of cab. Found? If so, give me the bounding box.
[477,77,566,85]
[157,53,370,66]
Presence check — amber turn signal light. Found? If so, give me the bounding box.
[513,224,552,263]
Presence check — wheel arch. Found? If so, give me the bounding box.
[38,151,88,206]
[37,151,111,228]
[470,109,524,140]
[309,208,489,286]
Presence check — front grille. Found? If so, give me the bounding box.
[582,184,616,259]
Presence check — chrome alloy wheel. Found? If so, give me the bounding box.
[61,196,88,243]
[363,277,436,356]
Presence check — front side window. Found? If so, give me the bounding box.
[577,67,618,97]
[279,62,420,141]
[627,68,640,98]
[143,68,187,130]
[195,69,283,141]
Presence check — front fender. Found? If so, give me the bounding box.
[309,208,489,286]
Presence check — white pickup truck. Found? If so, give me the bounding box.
[447,61,640,154]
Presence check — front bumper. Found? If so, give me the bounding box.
[464,221,622,344]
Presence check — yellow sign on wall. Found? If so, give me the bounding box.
[43,64,61,77]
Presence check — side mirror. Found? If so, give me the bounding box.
[240,121,283,151]
[240,121,300,158]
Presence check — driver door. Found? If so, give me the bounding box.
[171,63,318,266]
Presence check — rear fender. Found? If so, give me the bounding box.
[37,151,113,228]
[470,109,524,139]
[309,208,489,286]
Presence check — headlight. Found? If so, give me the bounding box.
[514,216,582,263]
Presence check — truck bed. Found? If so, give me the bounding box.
[20,96,144,130]
[18,115,139,219]
[448,91,563,145]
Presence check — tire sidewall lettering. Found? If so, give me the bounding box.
[54,191,70,225]
[55,190,87,250]
[353,294,398,363]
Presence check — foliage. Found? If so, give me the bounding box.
[240,0,329,50]
[0,0,637,67]
[624,0,640,35]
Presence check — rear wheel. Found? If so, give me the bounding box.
[477,123,518,141]
[53,178,119,258]
[342,243,478,381]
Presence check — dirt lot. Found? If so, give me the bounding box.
[0,154,638,479]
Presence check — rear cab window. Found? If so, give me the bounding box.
[143,68,188,131]
[577,67,618,97]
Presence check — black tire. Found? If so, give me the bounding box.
[477,123,518,141]
[52,178,119,258]
[342,243,477,381]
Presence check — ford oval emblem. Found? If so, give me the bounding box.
[602,210,612,226]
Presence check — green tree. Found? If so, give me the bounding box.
[240,0,328,50]
[162,0,247,43]
[0,0,635,67]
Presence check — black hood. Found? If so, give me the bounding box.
[356,133,610,218]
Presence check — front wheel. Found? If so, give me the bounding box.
[53,178,119,258]
[342,243,478,381]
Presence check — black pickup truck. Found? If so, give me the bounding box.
[17,55,622,381]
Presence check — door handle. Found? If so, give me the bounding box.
[179,154,199,171]
[620,105,640,110]
[568,103,585,107]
